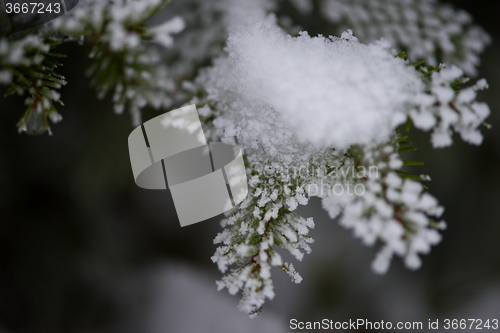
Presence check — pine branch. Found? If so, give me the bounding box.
[311,0,490,76]
[0,0,184,134]
[212,156,317,317]
[0,36,66,134]
[52,0,184,125]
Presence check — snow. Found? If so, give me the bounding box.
[3,0,486,319]
[223,24,424,150]
[149,16,186,48]
[318,0,491,76]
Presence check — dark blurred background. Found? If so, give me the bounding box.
[0,0,499,332]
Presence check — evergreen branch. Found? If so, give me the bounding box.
[0,36,66,134]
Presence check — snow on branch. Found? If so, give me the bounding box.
[192,21,490,316]
[0,0,492,319]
